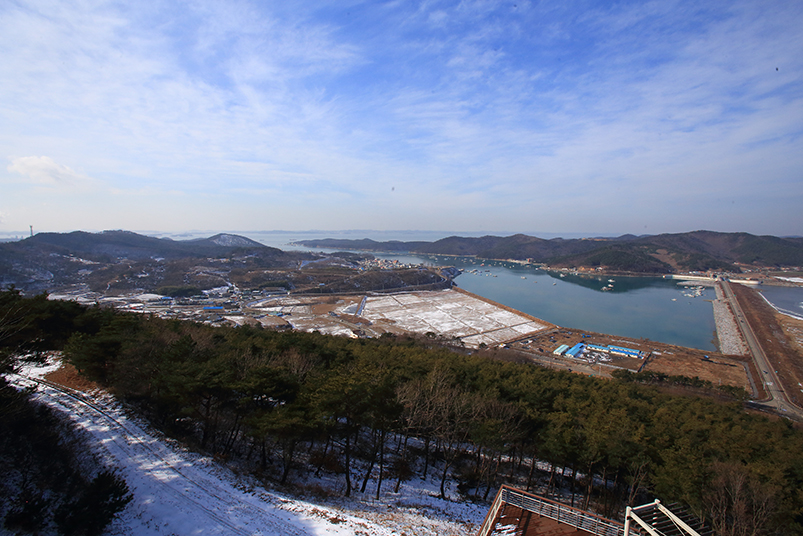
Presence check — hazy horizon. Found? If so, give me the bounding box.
[2,1,802,236]
[1,227,800,244]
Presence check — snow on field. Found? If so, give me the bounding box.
[9,360,487,536]
[247,290,548,347]
[363,290,548,348]
[251,296,363,337]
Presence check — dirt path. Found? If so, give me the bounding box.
[729,282,803,415]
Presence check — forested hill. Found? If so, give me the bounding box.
[0,230,308,292]
[295,231,803,272]
[6,230,276,259]
[3,290,803,534]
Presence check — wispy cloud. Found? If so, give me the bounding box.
[7,156,92,187]
[0,0,801,235]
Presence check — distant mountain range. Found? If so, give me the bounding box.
[295,231,803,273]
[13,230,271,259]
[3,230,802,293]
[0,230,301,291]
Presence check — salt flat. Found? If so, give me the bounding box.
[362,289,550,348]
[249,289,551,347]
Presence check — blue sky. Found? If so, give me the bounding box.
[1,0,801,238]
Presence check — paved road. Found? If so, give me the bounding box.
[720,280,803,420]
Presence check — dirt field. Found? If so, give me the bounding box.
[247,289,756,391]
[730,283,803,407]
[44,360,100,392]
[505,328,752,390]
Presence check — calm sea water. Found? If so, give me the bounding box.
[245,232,719,351]
[369,254,718,351]
[759,286,803,320]
[230,232,803,349]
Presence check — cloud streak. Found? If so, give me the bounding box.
[7,156,91,187]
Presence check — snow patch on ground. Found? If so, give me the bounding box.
[362,290,548,348]
[9,359,487,536]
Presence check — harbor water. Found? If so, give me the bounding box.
[759,286,803,320]
[374,254,718,351]
[245,232,719,351]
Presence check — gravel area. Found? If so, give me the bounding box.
[713,284,749,355]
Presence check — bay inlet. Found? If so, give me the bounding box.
[245,232,718,352]
[375,254,718,351]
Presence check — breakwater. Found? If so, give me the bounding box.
[713,283,749,355]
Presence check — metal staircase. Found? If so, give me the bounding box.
[477,486,623,536]
[478,486,711,536]
[625,500,712,536]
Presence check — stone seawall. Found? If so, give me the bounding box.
[713,283,749,355]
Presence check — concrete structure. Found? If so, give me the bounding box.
[663,275,716,282]
[729,279,761,286]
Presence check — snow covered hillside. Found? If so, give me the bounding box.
[8,359,487,536]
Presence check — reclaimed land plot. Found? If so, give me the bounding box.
[251,295,362,338]
[361,289,552,348]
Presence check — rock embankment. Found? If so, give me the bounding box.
[713,284,749,355]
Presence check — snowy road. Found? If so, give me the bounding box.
[9,362,485,535]
[11,374,327,535]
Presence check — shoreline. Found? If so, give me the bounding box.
[271,246,774,356]
[758,292,803,321]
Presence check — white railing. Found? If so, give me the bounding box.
[477,486,624,536]
[476,485,507,536]
[625,500,705,536]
